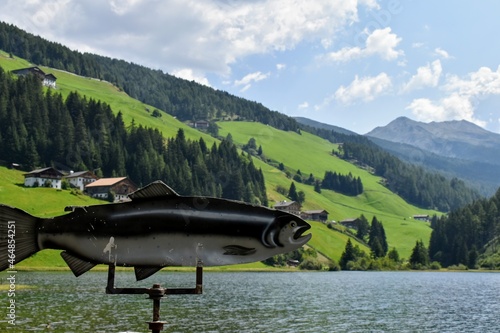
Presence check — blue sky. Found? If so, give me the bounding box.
[2,0,500,134]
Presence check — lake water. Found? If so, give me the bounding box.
[1,270,500,332]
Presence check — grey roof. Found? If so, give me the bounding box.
[303,210,329,214]
[340,218,358,223]
[64,171,93,178]
[24,167,63,176]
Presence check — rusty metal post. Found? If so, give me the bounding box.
[196,264,203,294]
[147,284,167,333]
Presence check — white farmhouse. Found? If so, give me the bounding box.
[64,170,99,191]
[24,167,63,189]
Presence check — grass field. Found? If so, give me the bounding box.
[0,50,217,146]
[0,51,438,269]
[217,121,437,258]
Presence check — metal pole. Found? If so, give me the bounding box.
[147,283,166,333]
[105,264,203,332]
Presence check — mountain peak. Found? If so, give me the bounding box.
[366,117,500,164]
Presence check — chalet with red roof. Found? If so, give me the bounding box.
[85,177,137,202]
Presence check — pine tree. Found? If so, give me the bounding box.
[356,214,370,240]
[409,240,429,269]
[314,181,321,193]
[387,247,400,262]
[368,216,388,258]
[288,182,298,202]
[339,238,356,270]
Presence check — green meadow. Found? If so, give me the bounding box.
[0,51,438,271]
[217,121,437,258]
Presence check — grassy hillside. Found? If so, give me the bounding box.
[217,121,437,257]
[0,50,437,269]
[0,166,103,217]
[0,50,215,145]
[0,166,105,269]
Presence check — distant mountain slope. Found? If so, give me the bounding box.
[366,116,500,165]
[366,117,500,195]
[294,117,359,136]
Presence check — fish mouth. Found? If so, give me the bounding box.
[294,224,312,242]
[269,213,312,247]
[292,222,312,244]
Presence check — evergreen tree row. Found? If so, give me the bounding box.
[339,216,391,270]
[0,21,299,132]
[429,189,500,268]
[0,67,267,204]
[321,171,363,196]
[340,142,480,211]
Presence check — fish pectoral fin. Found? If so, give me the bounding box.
[134,266,164,281]
[129,180,179,200]
[61,251,97,277]
[223,245,257,256]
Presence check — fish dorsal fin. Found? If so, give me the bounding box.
[128,181,179,200]
[134,266,164,281]
[61,251,97,277]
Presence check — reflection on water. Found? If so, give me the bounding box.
[1,271,500,332]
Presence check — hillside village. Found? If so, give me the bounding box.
[23,165,336,223]
[22,166,137,202]
[23,165,429,229]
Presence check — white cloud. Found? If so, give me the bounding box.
[434,47,451,59]
[234,71,270,92]
[365,28,404,60]
[444,66,500,96]
[171,68,211,87]
[334,73,392,105]
[402,60,442,93]
[276,63,286,71]
[321,27,404,62]
[406,94,485,127]
[298,101,309,109]
[406,66,500,126]
[0,0,380,76]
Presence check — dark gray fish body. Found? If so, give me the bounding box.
[0,181,311,280]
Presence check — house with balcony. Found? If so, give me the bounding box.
[274,200,301,216]
[24,167,64,189]
[64,170,99,191]
[84,177,137,202]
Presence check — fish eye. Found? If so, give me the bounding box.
[290,221,296,228]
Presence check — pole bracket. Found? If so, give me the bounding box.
[105,263,203,332]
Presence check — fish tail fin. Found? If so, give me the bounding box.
[0,204,40,271]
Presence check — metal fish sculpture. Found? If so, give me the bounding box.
[0,181,311,280]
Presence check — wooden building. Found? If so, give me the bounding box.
[301,210,329,222]
[339,218,360,230]
[12,66,57,88]
[24,167,64,189]
[64,170,99,191]
[85,177,137,202]
[274,200,301,216]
